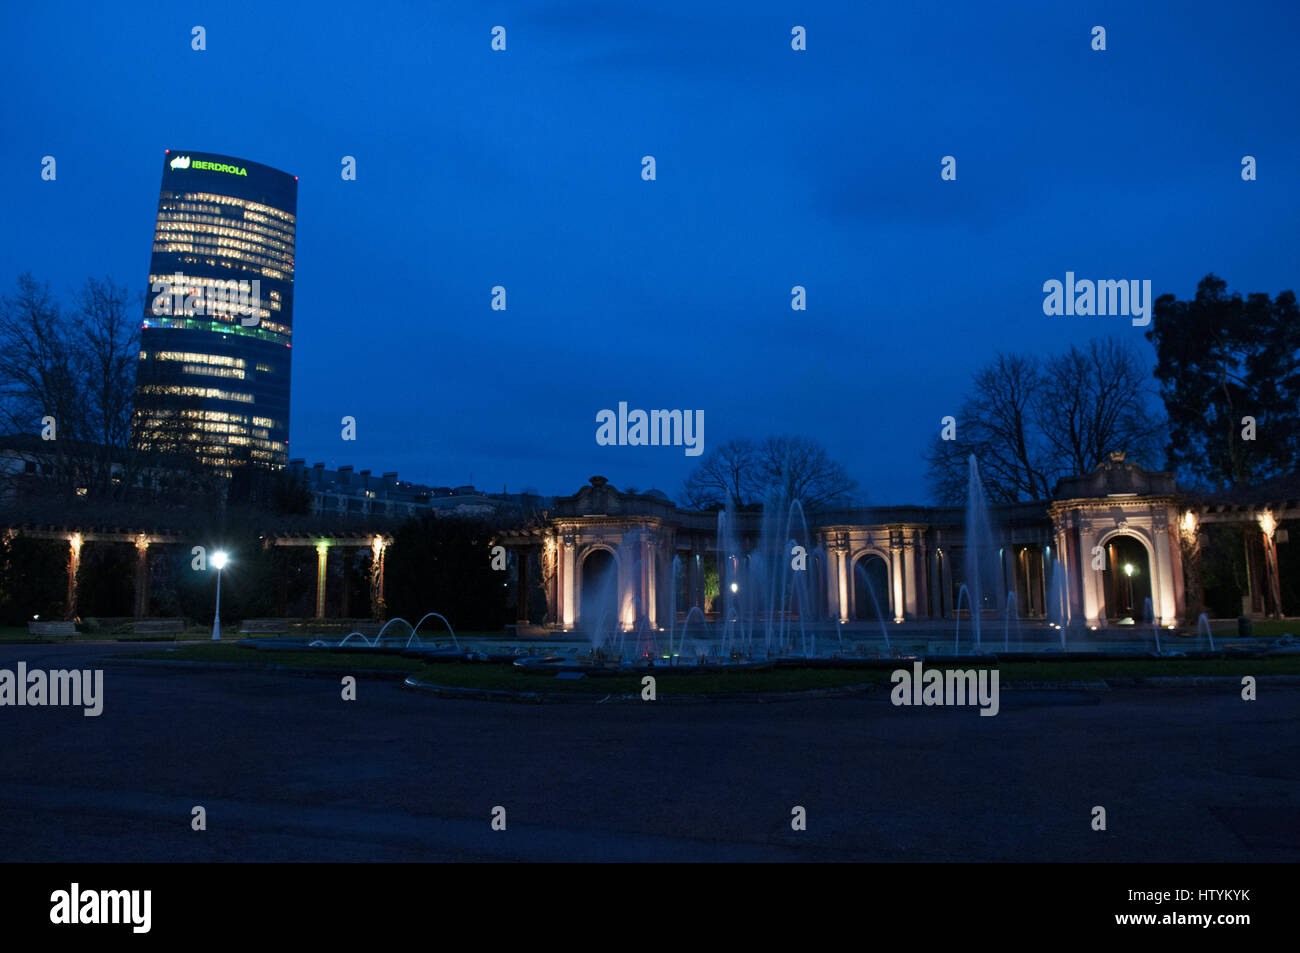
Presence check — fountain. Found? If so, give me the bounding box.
[1142,597,1162,654]
[851,560,891,653]
[962,455,1004,653]
[1196,612,1216,652]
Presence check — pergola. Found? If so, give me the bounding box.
[3,503,396,621]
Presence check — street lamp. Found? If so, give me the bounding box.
[211,550,229,640]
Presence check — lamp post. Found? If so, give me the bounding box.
[211,550,229,640]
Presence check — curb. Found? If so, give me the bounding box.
[1100,674,1300,688]
[103,658,409,680]
[102,658,1300,699]
[400,676,880,704]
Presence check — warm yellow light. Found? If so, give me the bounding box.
[1259,510,1278,540]
[1181,510,1198,538]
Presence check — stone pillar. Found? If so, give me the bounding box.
[65,533,83,621]
[914,534,929,619]
[561,531,576,629]
[1152,522,1178,626]
[545,535,558,625]
[889,536,904,624]
[902,531,919,619]
[1260,511,1284,619]
[1080,528,1102,627]
[644,533,656,628]
[369,536,387,621]
[834,540,849,623]
[133,535,150,618]
[1065,518,1085,624]
[315,542,329,620]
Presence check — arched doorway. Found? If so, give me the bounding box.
[579,548,618,630]
[1102,534,1153,623]
[852,554,889,621]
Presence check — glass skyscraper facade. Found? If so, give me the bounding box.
[134,149,297,472]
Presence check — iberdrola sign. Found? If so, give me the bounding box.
[169,154,247,176]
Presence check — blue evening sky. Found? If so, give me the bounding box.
[2,1,1297,502]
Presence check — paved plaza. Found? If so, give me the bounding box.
[1,643,1296,862]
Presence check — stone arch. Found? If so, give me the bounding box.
[850,548,891,621]
[577,544,620,629]
[1094,528,1156,622]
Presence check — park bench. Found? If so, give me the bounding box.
[28,620,76,637]
[239,619,290,635]
[130,619,186,635]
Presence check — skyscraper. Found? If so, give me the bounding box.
[134,149,297,473]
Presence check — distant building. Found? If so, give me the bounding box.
[133,149,298,473]
[285,459,549,520]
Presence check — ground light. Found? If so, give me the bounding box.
[211,550,229,640]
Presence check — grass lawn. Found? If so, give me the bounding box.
[118,643,1300,695]
[0,626,203,643]
[1206,618,1296,638]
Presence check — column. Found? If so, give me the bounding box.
[1260,511,1283,619]
[1152,526,1177,626]
[133,535,150,618]
[889,535,904,623]
[645,534,656,628]
[835,541,849,623]
[545,535,558,625]
[561,532,576,629]
[902,532,919,619]
[1079,529,1102,627]
[1065,519,1084,624]
[65,533,83,621]
[369,536,387,620]
[914,535,930,619]
[315,542,329,620]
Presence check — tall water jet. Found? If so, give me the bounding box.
[1196,612,1215,652]
[1142,597,1161,654]
[963,455,1002,652]
[1045,549,1069,650]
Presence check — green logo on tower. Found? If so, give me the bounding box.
[170,155,247,176]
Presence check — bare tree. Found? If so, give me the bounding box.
[681,438,761,509]
[926,339,1166,504]
[681,435,857,510]
[926,353,1051,504]
[755,435,858,510]
[0,274,142,500]
[0,274,82,496]
[77,277,140,497]
[1034,338,1164,485]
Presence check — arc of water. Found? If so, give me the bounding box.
[407,611,459,650]
[852,561,891,652]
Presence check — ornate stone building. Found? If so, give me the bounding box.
[500,456,1295,632]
